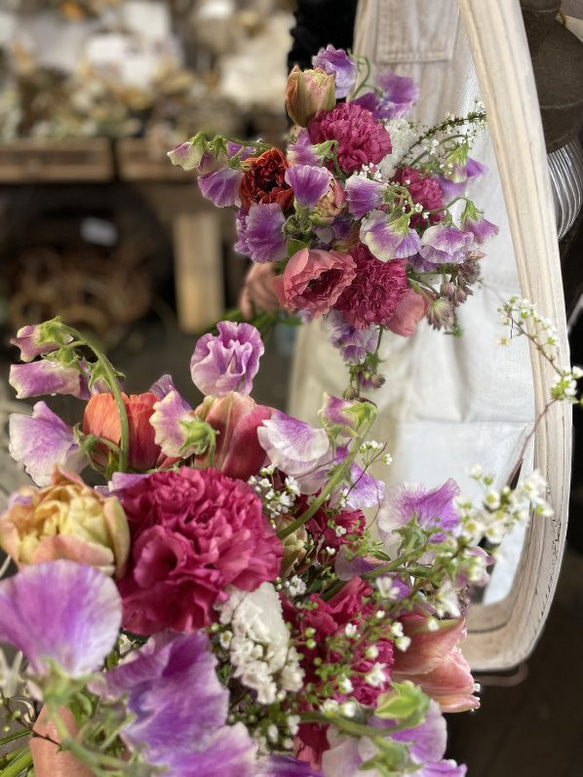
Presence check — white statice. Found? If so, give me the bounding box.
[379,118,422,178]
[218,583,304,705]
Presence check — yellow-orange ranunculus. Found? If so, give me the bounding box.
[0,469,129,578]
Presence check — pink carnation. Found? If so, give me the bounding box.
[392,167,445,228]
[118,469,283,635]
[334,244,409,329]
[308,103,392,174]
[273,248,357,318]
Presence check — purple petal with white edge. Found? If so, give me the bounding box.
[417,762,467,777]
[149,374,178,399]
[287,130,323,167]
[10,324,71,363]
[376,70,420,115]
[285,164,332,209]
[467,158,488,181]
[344,460,385,510]
[318,393,359,432]
[9,361,83,400]
[257,410,331,479]
[9,402,88,486]
[420,225,473,265]
[327,310,379,365]
[335,548,379,581]
[257,755,322,776]
[0,560,121,677]
[361,210,421,261]
[150,390,195,458]
[437,176,467,203]
[190,321,264,397]
[391,700,446,763]
[236,203,287,264]
[158,725,256,777]
[464,215,499,245]
[345,175,385,219]
[312,45,359,99]
[378,478,460,543]
[108,472,149,495]
[198,167,243,208]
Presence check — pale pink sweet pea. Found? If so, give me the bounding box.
[9,361,85,400]
[387,290,428,337]
[257,410,331,480]
[273,248,357,318]
[10,323,71,363]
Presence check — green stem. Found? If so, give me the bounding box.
[350,56,371,100]
[63,326,129,473]
[278,416,375,540]
[0,748,32,777]
[0,731,30,749]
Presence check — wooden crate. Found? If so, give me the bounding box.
[0,139,114,183]
[116,138,189,182]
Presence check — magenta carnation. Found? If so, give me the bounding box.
[118,469,283,635]
[392,167,445,228]
[308,103,392,174]
[334,244,409,329]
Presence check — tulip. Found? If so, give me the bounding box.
[285,66,336,127]
[194,392,271,480]
[0,469,130,577]
[31,707,93,777]
[387,290,429,337]
[392,613,480,713]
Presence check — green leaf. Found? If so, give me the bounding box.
[287,238,310,257]
[375,681,431,730]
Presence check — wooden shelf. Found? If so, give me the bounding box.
[0,139,114,183]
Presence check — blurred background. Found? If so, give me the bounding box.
[0,1,581,775]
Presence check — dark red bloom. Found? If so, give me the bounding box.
[304,500,366,562]
[308,103,392,174]
[118,469,283,635]
[334,244,409,329]
[392,167,445,228]
[240,148,294,212]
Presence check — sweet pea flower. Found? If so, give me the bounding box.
[287,129,326,167]
[345,174,385,219]
[10,322,71,363]
[168,134,208,171]
[312,45,359,99]
[257,411,331,480]
[377,70,420,116]
[378,479,460,544]
[273,248,357,318]
[195,393,272,480]
[285,164,333,209]
[0,560,122,678]
[438,158,489,202]
[392,614,480,713]
[150,389,215,460]
[9,361,85,400]
[235,203,287,263]
[0,469,130,578]
[9,401,88,486]
[190,321,264,397]
[460,204,499,245]
[419,225,474,265]
[285,65,336,127]
[327,310,379,364]
[387,290,428,337]
[361,211,422,261]
[199,167,243,207]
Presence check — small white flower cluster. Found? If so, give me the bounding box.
[376,576,402,602]
[459,467,552,545]
[248,469,300,522]
[379,118,422,177]
[499,296,559,357]
[218,583,304,705]
[551,367,583,402]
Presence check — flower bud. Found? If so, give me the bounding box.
[285,66,336,127]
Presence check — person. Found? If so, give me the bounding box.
[240,0,534,523]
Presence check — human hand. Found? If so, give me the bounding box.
[239,263,281,319]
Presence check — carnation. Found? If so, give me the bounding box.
[118,469,283,635]
[308,103,392,174]
[334,244,409,329]
[391,167,445,228]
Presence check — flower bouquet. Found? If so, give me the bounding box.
[0,310,574,777]
[169,46,498,395]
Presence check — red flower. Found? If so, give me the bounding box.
[392,167,445,228]
[240,148,294,212]
[83,393,167,472]
[308,103,392,174]
[118,469,283,635]
[334,244,409,329]
[305,501,366,562]
[273,248,357,318]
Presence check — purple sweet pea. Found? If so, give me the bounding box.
[10,323,70,363]
[9,361,84,400]
[235,203,287,263]
[419,225,474,265]
[9,402,88,486]
[168,139,206,171]
[150,390,194,458]
[327,310,379,364]
[257,410,331,480]
[318,394,358,433]
[199,167,243,208]
[377,70,420,117]
[378,478,460,543]
[312,45,359,99]
[190,321,264,397]
[361,211,422,261]
[335,548,378,581]
[100,631,256,776]
[149,373,178,399]
[461,212,499,245]
[257,756,322,776]
[345,174,385,219]
[0,560,121,677]
[438,158,489,202]
[287,130,325,167]
[333,446,386,510]
[285,164,332,209]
